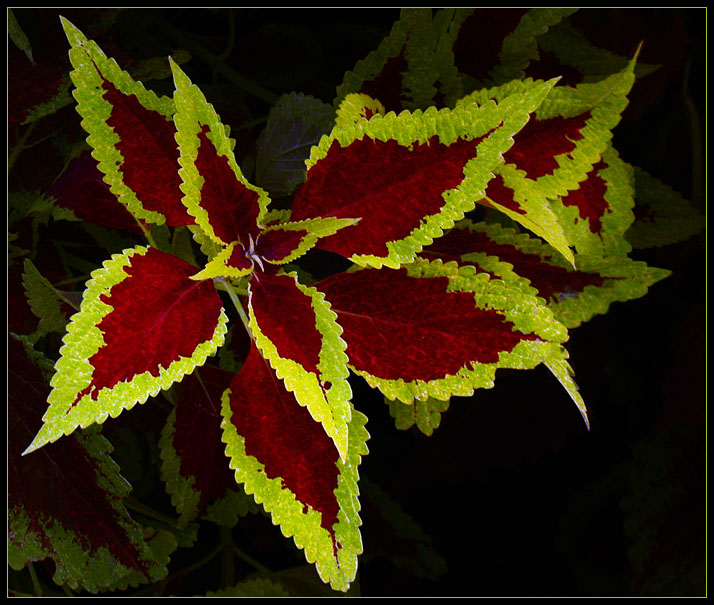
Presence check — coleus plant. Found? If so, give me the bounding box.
[10,8,701,596]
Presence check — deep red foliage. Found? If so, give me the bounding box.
[318,267,535,382]
[76,248,223,404]
[291,135,482,258]
[227,345,341,542]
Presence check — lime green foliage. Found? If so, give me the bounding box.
[60,17,176,228]
[461,57,637,264]
[23,246,228,455]
[221,392,369,592]
[476,8,579,87]
[351,258,583,422]
[453,220,671,329]
[159,405,259,528]
[309,78,557,269]
[248,272,353,462]
[170,58,272,248]
[387,396,451,436]
[626,168,705,249]
[550,145,636,257]
[10,9,700,598]
[259,217,362,265]
[21,259,70,341]
[334,93,386,128]
[8,8,34,64]
[535,19,659,82]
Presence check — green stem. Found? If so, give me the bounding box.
[124,496,181,528]
[27,563,42,597]
[158,21,279,105]
[216,277,253,338]
[138,222,158,249]
[9,121,38,172]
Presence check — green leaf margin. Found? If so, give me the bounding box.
[220,390,369,592]
[24,245,228,455]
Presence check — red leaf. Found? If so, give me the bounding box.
[318,267,534,382]
[193,126,262,243]
[255,227,309,263]
[425,227,605,301]
[50,150,144,234]
[102,81,193,226]
[453,9,529,82]
[359,45,407,113]
[291,135,482,259]
[504,113,589,179]
[249,272,322,376]
[227,344,341,539]
[9,338,156,579]
[77,247,223,404]
[172,365,238,514]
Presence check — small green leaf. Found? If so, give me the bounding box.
[255,92,335,197]
[387,396,451,436]
[626,167,705,249]
[206,577,292,597]
[22,259,70,340]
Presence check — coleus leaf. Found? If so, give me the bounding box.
[450,8,577,88]
[159,364,259,527]
[24,245,228,454]
[291,78,557,269]
[335,8,463,112]
[526,18,659,86]
[422,219,671,329]
[49,150,146,235]
[170,57,271,249]
[317,258,587,425]
[190,217,360,281]
[387,396,450,437]
[60,18,192,227]
[8,9,34,64]
[254,92,335,197]
[9,337,176,592]
[459,58,637,262]
[548,145,636,257]
[625,167,705,249]
[22,258,71,341]
[221,344,369,592]
[247,271,352,462]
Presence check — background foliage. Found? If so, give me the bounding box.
[8,8,705,597]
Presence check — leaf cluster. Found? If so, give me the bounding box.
[8,8,705,597]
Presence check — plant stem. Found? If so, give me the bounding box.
[124,496,181,528]
[9,121,38,172]
[27,563,42,597]
[216,277,253,338]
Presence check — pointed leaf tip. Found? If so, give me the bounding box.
[59,16,88,47]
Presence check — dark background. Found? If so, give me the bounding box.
[9,8,706,597]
